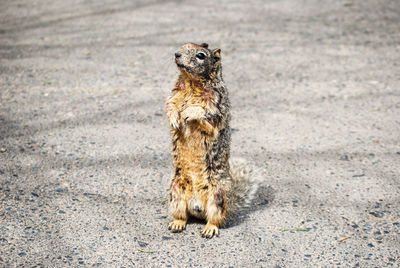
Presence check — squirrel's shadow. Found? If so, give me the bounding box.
[224,185,275,228]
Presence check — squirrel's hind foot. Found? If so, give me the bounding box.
[168,220,186,233]
[201,223,219,238]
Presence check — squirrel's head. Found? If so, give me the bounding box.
[175,43,221,80]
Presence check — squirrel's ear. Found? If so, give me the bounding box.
[200,43,209,48]
[212,48,221,60]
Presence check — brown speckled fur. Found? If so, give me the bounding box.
[166,43,261,238]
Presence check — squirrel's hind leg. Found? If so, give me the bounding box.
[169,179,190,233]
[202,188,229,238]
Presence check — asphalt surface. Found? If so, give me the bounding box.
[1,0,399,267]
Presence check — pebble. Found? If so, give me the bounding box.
[137,241,148,247]
[369,211,384,218]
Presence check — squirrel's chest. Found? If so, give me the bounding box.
[176,89,216,111]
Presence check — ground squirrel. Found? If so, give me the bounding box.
[165,43,262,238]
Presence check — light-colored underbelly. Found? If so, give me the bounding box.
[176,129,210,219]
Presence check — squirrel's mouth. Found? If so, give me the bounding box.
[175,61,185,68]
[175,61,193,75]
[176,63,191,74]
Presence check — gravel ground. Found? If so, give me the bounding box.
[1,0,399,267]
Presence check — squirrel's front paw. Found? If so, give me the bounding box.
[166,103,180,129]
[181,106,205,123]
[201,223,219,238]
[169,114,179,129]
[169,112,180,129]
[168,220,186,233]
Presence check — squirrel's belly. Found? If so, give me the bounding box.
[175,121,215,220]
[176,131,209,175]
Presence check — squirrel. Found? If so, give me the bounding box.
[165,42,262,238]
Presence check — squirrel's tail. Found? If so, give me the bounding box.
[228,157,263,212]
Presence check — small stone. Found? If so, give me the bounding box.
[138,241,148,247]
[369,211,384,218]
[55,188,68,193]
[0,148,6,153]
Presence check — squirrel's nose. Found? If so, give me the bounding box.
[175,52,181,58]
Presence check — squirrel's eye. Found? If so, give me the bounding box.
[196,52,206,60]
